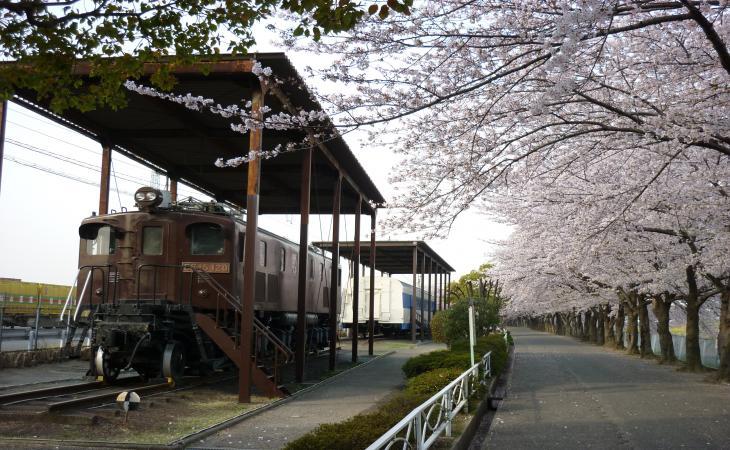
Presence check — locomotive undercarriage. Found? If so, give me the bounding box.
[89,301,206,383]
[88,301,332,384]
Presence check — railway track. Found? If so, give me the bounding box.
[0,373,235,418]
[0,377,169,415]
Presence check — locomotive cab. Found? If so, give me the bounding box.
[73,187,335,386]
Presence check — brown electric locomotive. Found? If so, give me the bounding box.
[70,186,336,383]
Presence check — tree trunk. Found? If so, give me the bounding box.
[615,303,626,350]
[576,312,584,339]
[652,296,676,364]
[718,290,730,381]
[684,265,704,371]
[556,313,564,335]
[586,309,595,342]
[638,299,652,358]
[625,300,639,355]
[604,304,614,347]
[596,307,605,346]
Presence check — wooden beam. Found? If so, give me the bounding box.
[420,251,426,341]
[267,85,379,213]
[368,211,376,356]
[352,195,362,362]
[169,178,178,202]
[329,174,342,370]
[0,101,7,197]
[295,145,312,383]
[98,145,112,215]
[239,85,265,403]
[411,245,418,343]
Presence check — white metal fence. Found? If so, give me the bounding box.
[366,350,492,450]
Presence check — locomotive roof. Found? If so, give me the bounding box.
[312,241,454,274]
[9,53,384,214]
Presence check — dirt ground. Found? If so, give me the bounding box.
[0,380,272,445]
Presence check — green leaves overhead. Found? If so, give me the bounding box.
[0,0,412,112]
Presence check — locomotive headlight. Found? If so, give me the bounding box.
[134,187,163,209]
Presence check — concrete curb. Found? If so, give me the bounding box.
[451,343,516,450]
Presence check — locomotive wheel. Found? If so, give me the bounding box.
[94,347,120,382]
[162,341,186,383]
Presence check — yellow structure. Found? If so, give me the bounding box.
[0,278,73,318]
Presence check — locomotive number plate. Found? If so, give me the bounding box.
[182,262,230,274]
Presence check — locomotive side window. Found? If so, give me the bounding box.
[259,241,267,266]
[190,223,225,255]
[237,232,245,262]
[309,257,314,280]
[280,248,286,272]
[320,262,324,280]
[85,225,116,255]
[142,227,163,255]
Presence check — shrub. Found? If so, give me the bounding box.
[283,392,425,450]
[405,367,465,397]
[449,334,508,376]
[430,311,447,343]
[401,350,471,378]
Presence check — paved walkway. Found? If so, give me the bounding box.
[486,328,730,450]
[191,342,444,449]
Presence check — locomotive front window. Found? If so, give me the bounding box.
[190,224,225,255]
[85,226,116,255]
[142,227,163,255]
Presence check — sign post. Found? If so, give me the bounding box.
[468,298,476,366]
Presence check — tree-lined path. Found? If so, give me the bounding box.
[486,328,730,450]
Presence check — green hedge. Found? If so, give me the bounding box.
[286,334,510,450]
[405,367,465,396]
[401,350,471,378]
[403,334,508,379]
[283,392,425,450]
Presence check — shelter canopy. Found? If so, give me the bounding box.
[10,53,383,214]
[312,241,454,274]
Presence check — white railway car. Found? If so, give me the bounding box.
[341,276,436,336]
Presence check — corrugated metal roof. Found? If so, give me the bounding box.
[312,241,454,274]
[10,53,384,214]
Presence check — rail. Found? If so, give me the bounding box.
[367,350,492,450]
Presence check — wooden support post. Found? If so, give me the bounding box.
[447,273,451,308]
[427,257,432,330]
[352,195,362,362]
[169,178,178,203]
[436,266,444,311]
[295,145,312,383]
[239,86,264,403]
[420,251,425,341]
[99,144,112,215]
[368,210,376,356]
[411,245,418,343]
[0,101,7,197]
[329,174,342,371]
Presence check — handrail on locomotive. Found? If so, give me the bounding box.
[61,261,294,384]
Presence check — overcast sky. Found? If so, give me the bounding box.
[0,24,511,287]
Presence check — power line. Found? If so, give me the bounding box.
[4,154,134,197]
[6,139,153,186]
[4,140,206,200]
[6,118,142,171]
